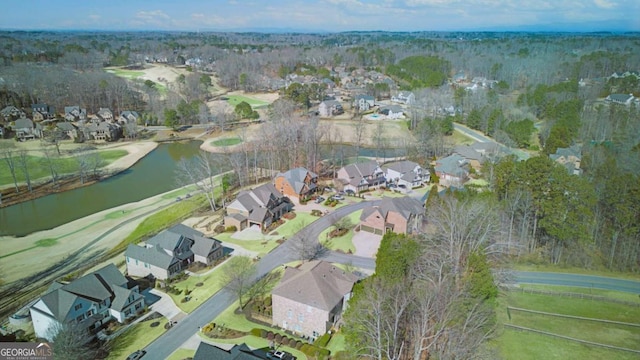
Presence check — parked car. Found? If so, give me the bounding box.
[126,350,146,360]
[332,194,344,200]
[315,196,325,203]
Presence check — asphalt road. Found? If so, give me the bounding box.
[514,271,640,294]
[142,198,379,359]
[453,123,530,160]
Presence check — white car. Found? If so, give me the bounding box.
[332,194,344,200]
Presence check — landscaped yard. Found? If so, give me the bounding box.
[106,317,168,360]
[166,348,195,360]
[106,68,145,79]
[492,285,640,360]
[319,210,362,253]
[214,232,281,255]
[165,258,235,313]
[226,95,270,109]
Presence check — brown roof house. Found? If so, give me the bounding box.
[29,264,145,341]
[359,196,424,235]
[274,167,319,203]
[125,224,224,280]
[224,183,292,231]
[336,160,385,194]
[272,261,358,339]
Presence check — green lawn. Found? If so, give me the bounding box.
[0,150,127,186]
[214,233,281,255]
[211,137,242,147]
[160,185,198,200]
[518,284,640,302]
[166,259,234,313]
[205,335,308,360]
[166,348,195,360]
[106,68,145,79]
[106,319,168,360]
[269,213,318,238]
[325,332,346,354]
[493,287,640,360]
[225,95,269,109]
[319,210,362,253]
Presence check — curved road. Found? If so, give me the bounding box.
[143,199,379,359]
[142,197,639,358]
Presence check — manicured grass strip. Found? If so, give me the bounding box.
[319,210,362,253]
[511,264,640,281]
[167,259,233,313]
[268,213,318,239]
[108,195,209,256]
[160,185,197,200]
[0,150,127,186]
[211,137,242,147]
[107,69,145,79]
[518,284,640,302]
[225,95,269,108]
[166,348,195,360]
[325,332,346,354]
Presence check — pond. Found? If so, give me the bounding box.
[0,141,204,237]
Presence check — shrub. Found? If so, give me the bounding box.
[314,333,331,347]
[267,331,275,340]
[250,328,262,337]
[225,225,237,232]
[295,341,303,350]
[288,338,297,347]
[275,333,282,342]
[214,225,225,233]
[264,297,272,306]
[260,329,267,338]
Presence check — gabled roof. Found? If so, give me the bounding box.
[383,160,420,174]
[454,145,484,162]
[379,196,424,221]
[56,122,77,131]
[14,118,34,129]
[272,261,358,311]
[275,167,318,196]
[435,154,468,176]
[35,264,132,322]
[355,94,375,101]
[191,236,221,258]
[550,144,581,161]
[125,244,179,270]
[193,342,264,360]
[321,100,341,107]
[607,93,633,103]
[110,285,143,312]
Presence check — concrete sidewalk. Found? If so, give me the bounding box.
[148,289,187,322]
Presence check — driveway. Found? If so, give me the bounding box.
[352,231,382,258]
[146,289,187,322]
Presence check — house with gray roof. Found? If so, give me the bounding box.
[14,118,43,141]
[193,342,266,360]
[359,196,424,235]
[318,100,344,117]
[605,93,636,106]
[272,261,358,339]
[0,105,25,122]
[97,107,114,122]
[382,160,428,189]
[118,110,140,125]
[29,264,144,341]
[224,183,292,231]
[125,224,224,280]
[274,167,318,203]
[378,105,404,119]
[56,122,79,140]
[336,160,385,194]
[31,103,55,121]
[391,91,415,105]
[550,144,582,175]
[435,154,469,186]
[64,106,87,121]
[353,94,375,111]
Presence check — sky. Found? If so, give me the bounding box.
[1,0,638,32]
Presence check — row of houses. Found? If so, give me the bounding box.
[0,105,140,124]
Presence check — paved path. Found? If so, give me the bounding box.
[148,289,187,322]
[514,271,640,294]
[454,123,530,160]
[143,199,379,359]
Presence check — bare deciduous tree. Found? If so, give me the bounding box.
[176,150,222,211]
[221,256,257,309]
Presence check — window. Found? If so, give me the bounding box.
[74,304,82,311]
[135,303,142,310]
[86,310,93,317]
[298,313,304,322]
[287,310,293,319]
[307,305,312,313]
[76,314,84,322]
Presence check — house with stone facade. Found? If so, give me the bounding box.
[29,264,145,341]
[274,167,319,203]
[272,261,358,339]
[224,183,292,231]
[125,224,224,280]
[359,196,424,235]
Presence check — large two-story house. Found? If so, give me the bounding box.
[435,154,469,187]
[30,264,145,341]
[125,224,224,280]
[353,94,375,111]
[359,196,424,235]
[382,160,428,189]
[14,118,43,141]
[274,167,319,203]
[224,183,292,231]
[272,261,358,339]
[318,100,344,117]
[337,160,385,194]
